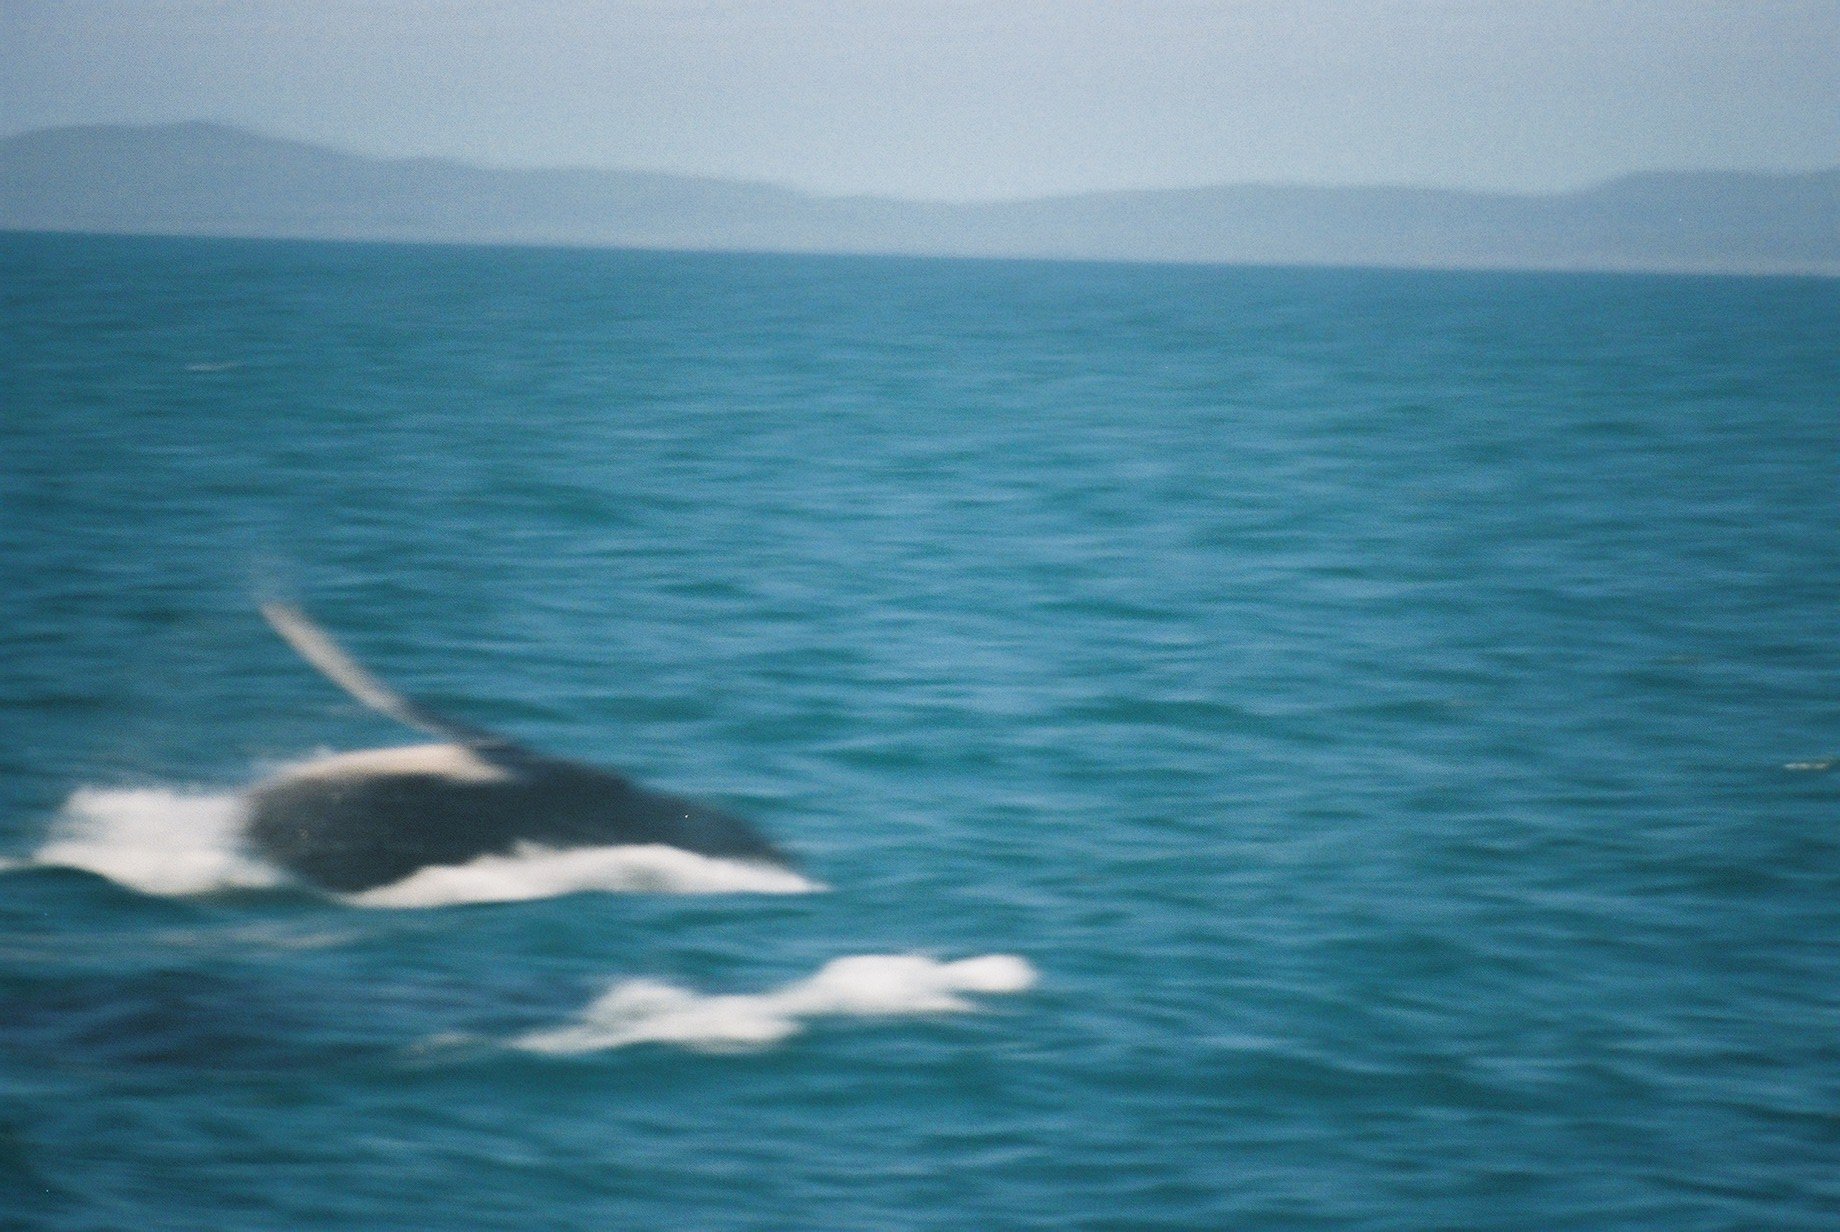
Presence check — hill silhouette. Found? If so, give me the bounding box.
[3,122,1835,274]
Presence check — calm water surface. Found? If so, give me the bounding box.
[2,232,1837,1229]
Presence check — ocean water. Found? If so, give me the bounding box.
[2,231,1836,1230]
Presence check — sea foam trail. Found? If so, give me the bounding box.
[25,785,821,905]
[349,843,821,907]
[515,954,1040,1054]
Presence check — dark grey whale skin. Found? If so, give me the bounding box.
[246,743,786,893]
[247,602,789,893]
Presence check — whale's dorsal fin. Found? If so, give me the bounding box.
[261,602,510,749]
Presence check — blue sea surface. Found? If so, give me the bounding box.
[2,231,1837,1230]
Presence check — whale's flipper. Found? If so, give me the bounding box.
[261,602,510,748]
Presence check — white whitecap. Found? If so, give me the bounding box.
[514,953,1039,1055]
[31,787,287,896]
[350,842,822,908]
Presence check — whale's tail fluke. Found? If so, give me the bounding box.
[260,602,510,748]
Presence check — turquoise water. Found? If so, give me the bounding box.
[3,231,1837,1229]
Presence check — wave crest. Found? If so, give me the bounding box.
[515,953,1039,1054]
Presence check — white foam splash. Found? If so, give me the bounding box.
[350,843,822,908]
[32,787,288,895]
[515,953,1039,1054]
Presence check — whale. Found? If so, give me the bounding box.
[246,603,787,892]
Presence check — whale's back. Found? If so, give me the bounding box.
[247,743,784,892]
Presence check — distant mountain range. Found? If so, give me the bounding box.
[3,122,1836,274]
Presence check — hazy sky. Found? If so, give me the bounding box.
[3,1,1836,200]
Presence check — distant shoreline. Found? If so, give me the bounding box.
[6,226,1836,284]
[4,124,1837,278]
